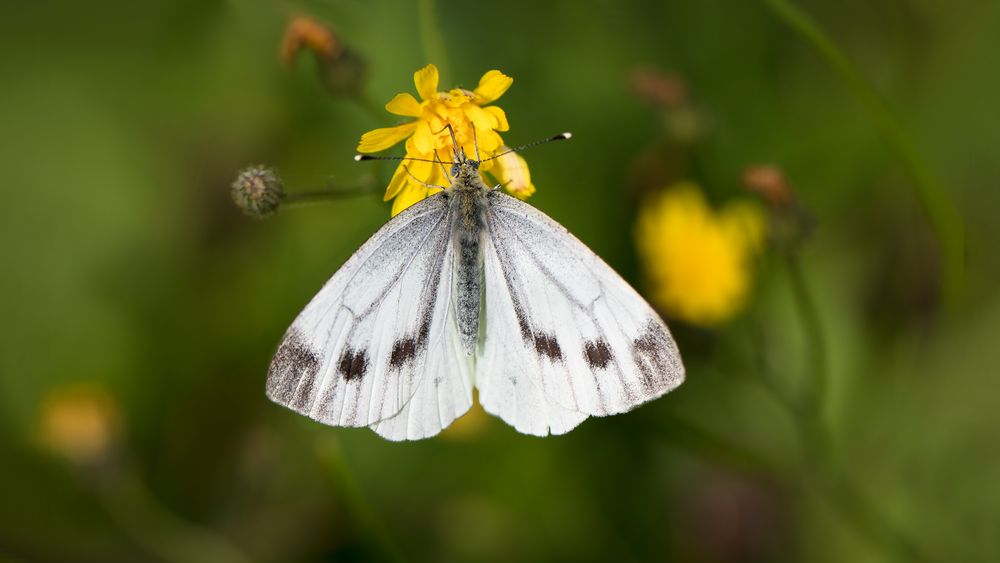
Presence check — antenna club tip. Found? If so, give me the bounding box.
[353,154,364,161]
[561,132,572,139]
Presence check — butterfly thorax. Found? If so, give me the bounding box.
[448,159,490,356]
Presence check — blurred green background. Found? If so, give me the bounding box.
[1,0,998,561]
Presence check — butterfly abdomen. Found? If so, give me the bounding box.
[453,191,487,356]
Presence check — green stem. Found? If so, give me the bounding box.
[798,418,933,563]
[779,248,932,562]
[98,469,252,563]
[316,442,406,563]
[417,0,450,76]
[649,411,779,476]
[784,251,828,416]
[281,178,378,209]
[762,0,964,311]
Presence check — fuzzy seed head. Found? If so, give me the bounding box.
[232,165,284,218]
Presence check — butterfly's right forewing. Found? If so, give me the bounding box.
[266,194,474,440]
[476,192,684,436]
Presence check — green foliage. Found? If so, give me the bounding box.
[1,0,998,561]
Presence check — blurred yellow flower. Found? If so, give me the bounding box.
[357,64,535,215]
[440,393,493,441]
[38,383,120,464]
[636,182,765,327]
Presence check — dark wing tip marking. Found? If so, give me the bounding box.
[631,319,679,393]
[267,328,321,407]
[337,348,369,381]
[583,338,613,370]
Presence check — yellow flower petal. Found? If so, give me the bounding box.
[474,70,513,103]
[391,183,429,216]
[411,120,436,154]
[484,106,509,131]
[414,64,439,100]
[475,129,503,155]
[490,148,535,199]
[357,122,417,153]
[383,163,410,201]
[463,103,498,132]
[385,93,422,117]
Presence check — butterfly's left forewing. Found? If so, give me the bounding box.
[266,194,474,440]
[476,192,684,436]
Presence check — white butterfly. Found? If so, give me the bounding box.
[266,139,685,440]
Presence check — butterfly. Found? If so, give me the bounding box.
[266,136,685,440]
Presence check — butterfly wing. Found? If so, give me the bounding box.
[476,191,684,436]
[266,194,474,440]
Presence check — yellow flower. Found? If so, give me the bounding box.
[38,383,120,464]
[440,392,493,441]
[357,64,535,215]
[636,182,765,327]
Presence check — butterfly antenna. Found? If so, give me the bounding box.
[403,164,448,190]
[434,148,452,180]
[353,154,455,165]
[434,123,466,162]
[481,132,572,162]
[472,126,481,161]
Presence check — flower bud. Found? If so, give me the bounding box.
[38,383,119,466]
[742,165,794,207]
[232,165,284,218]
[281,16,367,98]
[741,164,813,246]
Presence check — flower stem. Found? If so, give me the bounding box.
[417,0,450,77]
[648,411,779,476]
[281,178,378,209]
[784,251,827,417]
[98,469,252,563]
[779,250,933,562]
[762,0,965,312]
[316,442,407,563]
[797,417,933,563]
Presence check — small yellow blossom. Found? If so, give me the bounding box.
[440,393,493,441]
[38,383,120,464]
[636,182,765,326]
[358,64,535,215]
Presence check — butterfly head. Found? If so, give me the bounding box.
[449,147,482,188]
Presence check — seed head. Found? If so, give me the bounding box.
[232,165,284,218]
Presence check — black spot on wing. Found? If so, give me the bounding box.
[507,291,562,362]
[388,309,434,370]
[267,328,321,409]
[533,332,563,361]
[337,348,369,381]
[583,339,613,369]
[389,338,416,369]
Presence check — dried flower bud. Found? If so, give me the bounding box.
[742,165,794,207]
[232,165,284,218]
[741,164,812,246]
[281,16,367,98]
[281,16,341,63]
[629,67,689,109]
